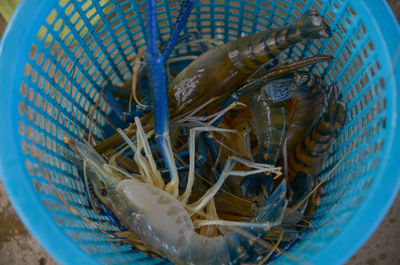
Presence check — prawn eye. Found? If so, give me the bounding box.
[100,189,107,196]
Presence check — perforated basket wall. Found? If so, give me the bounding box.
[0,0,399,264]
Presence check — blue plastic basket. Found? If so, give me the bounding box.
[0,0,399,264]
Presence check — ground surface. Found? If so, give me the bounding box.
[0,1,400,265]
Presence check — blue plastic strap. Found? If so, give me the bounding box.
[146,0,160,57]
[146,0,180,183]
[101,86,136,123]
[146,0,168,135]
[102,87,124,118]
[147,55,169,136]
[105,0,198,124]
[162,0,198,60]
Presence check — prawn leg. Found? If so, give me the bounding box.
[145,0,182,196]
[102,50,148,123]
[194,199,287,230]
[289,173,314,204]
[101,85,137,123]
[199,199,220,237]
[180,126,238,204]
[189,156,281,214]
[117,122,164,189]
[107,83,132,99]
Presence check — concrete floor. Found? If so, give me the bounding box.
[0,1,399,265]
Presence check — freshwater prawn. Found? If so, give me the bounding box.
[93,10,332,154]
[65,116,287,265]
[169,10,331,115]
[219,70,334,200]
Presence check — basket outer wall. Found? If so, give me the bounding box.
[0,0,398,265]
[306,1,400,264]
[0,0,100,264]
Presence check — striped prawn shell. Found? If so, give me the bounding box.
[286,72,330,154]
[288,84,346,181]
[169,11,332,114]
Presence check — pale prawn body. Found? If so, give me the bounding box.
[71,140,226,264]
[117,179,231,265]
[118,177,286,265]
[68,132,286,265]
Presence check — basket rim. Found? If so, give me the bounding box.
[307,1,400,263]
[0,0,102,264]
[280,1,400,264]
[0,1,399,265]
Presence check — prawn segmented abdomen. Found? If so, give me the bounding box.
[228,27,297,74]
[169,11,331,114]
[286,72,329,154]
[288,85,346,180]
[68,135,288,265]
[228,10,331,74]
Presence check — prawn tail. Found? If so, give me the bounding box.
[296,10,332,39]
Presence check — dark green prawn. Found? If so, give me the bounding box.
[287,84,346,181]
[286,72,330,154]
[240,83,289,199]
[238,71,333,199]
[94,11,331,154]
[168,10,331,115]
